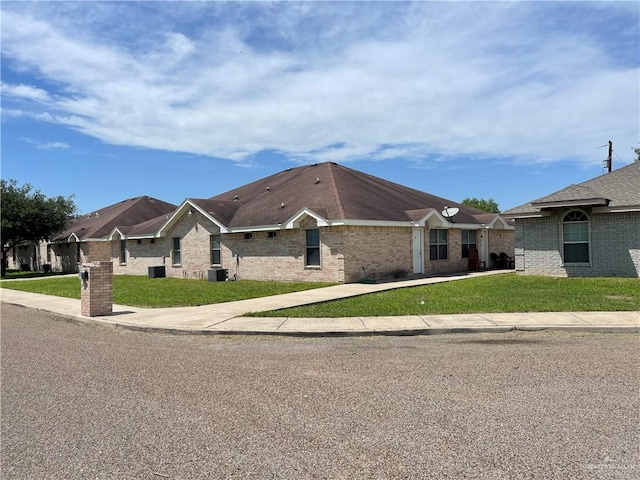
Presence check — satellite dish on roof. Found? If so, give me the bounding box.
[441,206,459,221]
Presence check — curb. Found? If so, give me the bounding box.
[5,302,638,337]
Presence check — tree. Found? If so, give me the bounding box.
[461,197,500,213]
[633,147,640,163]
[1,179,77,277]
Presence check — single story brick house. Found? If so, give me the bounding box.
[46,196,178,271]
[503,161,640,277]
[43,162,514,283]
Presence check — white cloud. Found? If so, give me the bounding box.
[38,141,69,150]
[19,137,69,150]
[1,2,638,167]
[1,82,51,101]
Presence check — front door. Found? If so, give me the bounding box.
[412,229,424,274]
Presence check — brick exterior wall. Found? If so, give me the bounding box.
[80,261,113,316]
[222,217,345,282]
[341,226,411,281]
[488,229,515,257]
[514,210,640,277]
[60,212,516,283]
[113,237,171,276]
[50,242,80,272]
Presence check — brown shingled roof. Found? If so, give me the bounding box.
[52,196,177,241]
[208,162,492,228]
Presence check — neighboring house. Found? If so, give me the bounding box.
[46,162,514,283]
[503,162,640,277]
[48,196,178,272]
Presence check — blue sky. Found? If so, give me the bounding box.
[2,1,638,215]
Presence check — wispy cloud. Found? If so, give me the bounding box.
[1,82,51,101]
[1,2,638,166]
[19,137,69,150]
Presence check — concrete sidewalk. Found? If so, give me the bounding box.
[2,270,638,336]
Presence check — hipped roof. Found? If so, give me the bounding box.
[52,196,177,241]
[200,162,496,228]
[54,162,508,242]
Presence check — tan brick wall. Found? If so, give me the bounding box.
[73,212,516,283]
[164,211,222,279]
[488,229,515,258]
[341,226,412,282]
[425,228,467,275]
[222,224,345,283]
[113,237,171,276]
[86,241,112,262]
[50,242,80,272]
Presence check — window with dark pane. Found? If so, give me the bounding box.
[429,229,448,260]
[461,230,477,258]
[306,229,321,266]
[210,234,221,265]
[172,237,181,265]
[120,239,126,264]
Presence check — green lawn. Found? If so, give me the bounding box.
[3,273,639,315]
[0,275,335,308]
[248,274,640,317]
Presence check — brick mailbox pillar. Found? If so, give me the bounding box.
[80,261,113,317]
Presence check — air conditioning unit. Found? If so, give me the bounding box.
[148,266,166,278]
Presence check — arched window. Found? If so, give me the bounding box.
[563,211,589,263]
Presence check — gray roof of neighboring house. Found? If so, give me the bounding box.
[202,162,497,228]
[52,196,177,241]
[504,162,640,216]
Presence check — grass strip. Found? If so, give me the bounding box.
[0,275,335,308]
[248,275,640,317]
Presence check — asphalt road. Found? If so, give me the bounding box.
[1,304,638,480]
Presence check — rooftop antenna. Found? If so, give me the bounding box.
[441,206,459,223]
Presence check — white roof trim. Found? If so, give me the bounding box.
[228,216,499,232]
[506,211,552,219]
[108,227,126,241]
[482,216,514,230]
[283,208,329,229]
[532,198,608,208]
[591,205,640,214]
[157,199,228,237]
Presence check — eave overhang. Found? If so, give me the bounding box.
[531,198,609,209]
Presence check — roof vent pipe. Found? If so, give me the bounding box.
[266,186,271,192]
[315,177,320,184]
[233,195,239,201]
[280,202,285,208]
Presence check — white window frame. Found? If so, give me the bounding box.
[210,234,221,266]
[305,228,321,267]
[119,239,127,265]
[172,237,181,266]
[561,210,590,265]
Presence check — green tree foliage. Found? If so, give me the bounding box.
[1,179,77,277]
[633,147,640,163]
[461,197,500,213]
